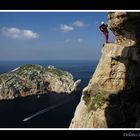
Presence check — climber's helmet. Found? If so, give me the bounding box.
[101,21,104,25]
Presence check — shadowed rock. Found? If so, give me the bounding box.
[70,12,140,128]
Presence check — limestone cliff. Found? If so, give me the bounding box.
[0,64,80,100]
[70,12,140,128]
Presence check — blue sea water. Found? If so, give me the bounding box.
[0,60,98,128]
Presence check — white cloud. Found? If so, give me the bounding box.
[60,24,74,32]
[1,27,39,39]
[65,39,71,43]
[77,38,83,43]
[73,20,85,28]
[65,38,83,43]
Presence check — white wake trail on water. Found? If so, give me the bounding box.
[22,95,75,122]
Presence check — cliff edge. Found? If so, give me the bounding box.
[70,12,140,128]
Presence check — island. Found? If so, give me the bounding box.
[0,64,81,100]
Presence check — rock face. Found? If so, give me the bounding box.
[70,12,140,128]
[0,64,80,100]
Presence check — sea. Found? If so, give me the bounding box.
[0,60,98,128]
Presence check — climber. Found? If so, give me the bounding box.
[99,21,109,44]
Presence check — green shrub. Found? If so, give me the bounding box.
[47,67,68,77]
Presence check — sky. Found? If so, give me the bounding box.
[0,12,115,61]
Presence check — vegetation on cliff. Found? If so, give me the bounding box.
[70,12,140,128]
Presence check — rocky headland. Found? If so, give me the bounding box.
[0,64,81,100]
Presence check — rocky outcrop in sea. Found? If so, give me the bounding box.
[70,12,140,128]
[0,64,81,100]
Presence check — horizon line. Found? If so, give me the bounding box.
[0,59,99,61]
